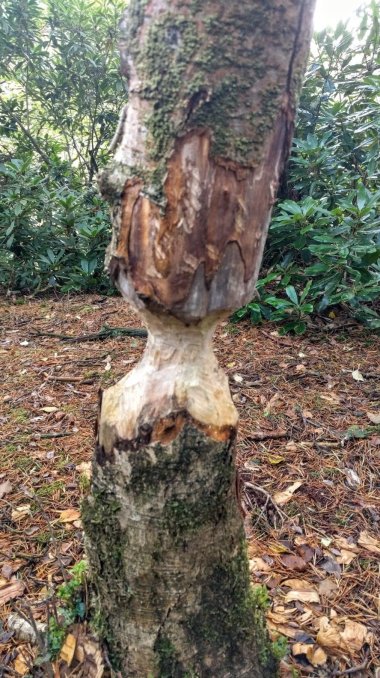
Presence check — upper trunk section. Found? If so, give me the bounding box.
[100,0,315,322]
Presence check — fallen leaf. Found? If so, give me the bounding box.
[60,633,77,666]
[343,468,360,488]
[366,411,380,424]
[11,504,31,521]
[268,455,285,465]
[263,393,281,416]
[292,642,311,656]
[14,649,30,676]
[317,617,372,655]
[334,536,359,552]
[40,406,59,413]
[285,441,298,452]
[274,481,303,506]
[0,480,12,499]
[1,560,23,580]
[352,369,365,382]
[358,530,380,555]
[285,589,320,604]
[336,549,357,565]
[280,554,307,572]
[319,556,341,575]
[0,578,25,605]
[249,557,271,573]
[74,631,105,677]
[59,508,81,523]
[318,579,338,598]
[306,645,328,667]
[282,578,316,591]
[296,543,315,562]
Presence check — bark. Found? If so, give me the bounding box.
[83,1,316,676]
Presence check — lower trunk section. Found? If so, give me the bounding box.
[83,417,277,677]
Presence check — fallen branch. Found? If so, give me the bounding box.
[332,656,370,676]
[31,325,147,343]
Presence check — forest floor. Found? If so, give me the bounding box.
[0,295,379,677]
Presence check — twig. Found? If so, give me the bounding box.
[39,432,75,439]
[0,548,47,562]
[30,326,147,342]
[14,603,54,678]
[332,657,370,676]
[247,430,288,441]
[245,482,287,525]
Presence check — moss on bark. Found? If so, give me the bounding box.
[83,422,277,677]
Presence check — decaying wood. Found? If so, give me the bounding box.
[84,1,316,676]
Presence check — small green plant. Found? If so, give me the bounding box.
[47,560,87,658]
[271,635,288,661]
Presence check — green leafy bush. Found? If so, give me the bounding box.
[0,0,123,294]
[0,157,112,292]
[235,2,380,332]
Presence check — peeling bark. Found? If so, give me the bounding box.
[84,0,316,675]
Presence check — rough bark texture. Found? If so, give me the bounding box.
[84,420,276,677]
[84,1,316,676]
[100,0,315,322]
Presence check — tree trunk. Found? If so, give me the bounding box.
[83,1,315,675]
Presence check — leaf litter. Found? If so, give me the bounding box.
[1,296,379,676]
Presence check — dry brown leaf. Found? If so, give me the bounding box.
[11,504,31,521]
[291,642,327,667]
[282,578,316,591]
[306,645,328,667]
[74,633,105,678]
[274,481,303,506]
[2,559,23,580]
[317,616,373,655]
[13,649,30,676]
[292,642,311,656]
[334,536,359,552]
[267,619,299,639]
[0,480,12,499]
[366,411,380,424]
[60,632,77,666]
[285,589,320,604]
[0,578,25,605]
[263,393,281,415]
[280,554,307,572]
[358,530,380,555]
[59,508,81,523]
[336,548,357,565]
[249,557,271,573]
[318,579,338,598]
